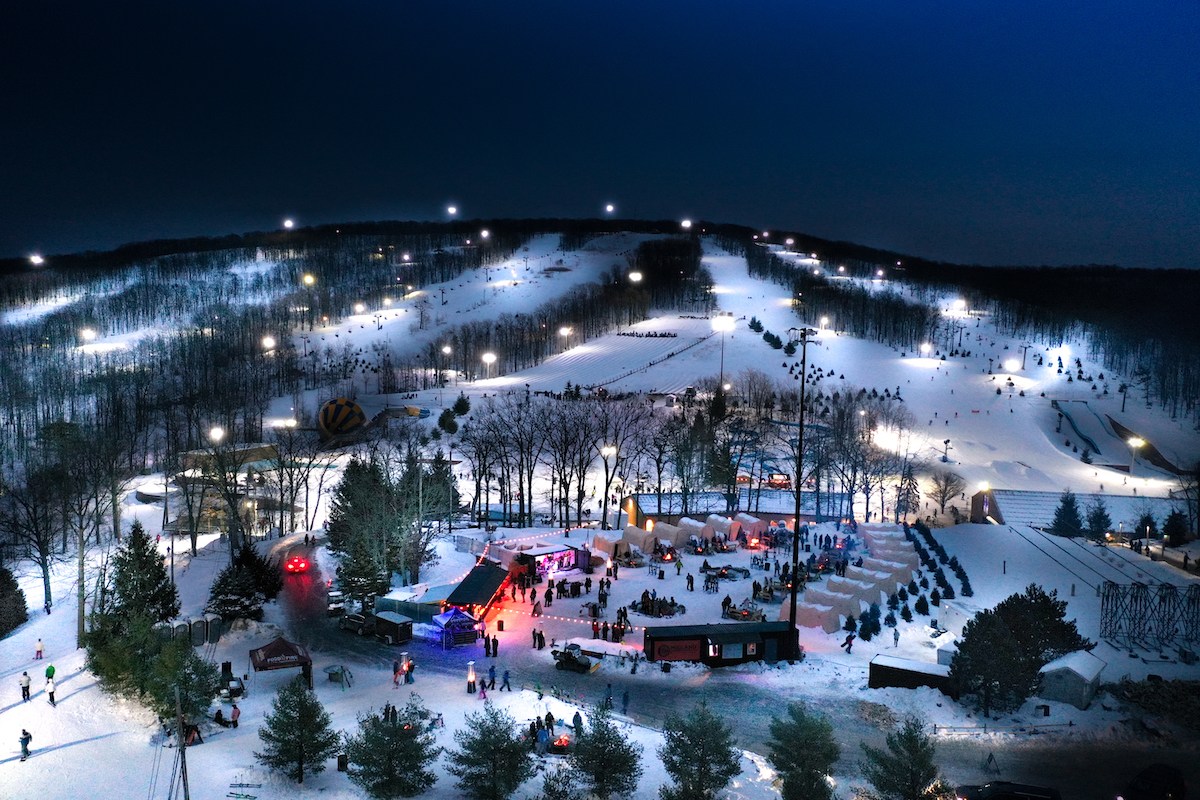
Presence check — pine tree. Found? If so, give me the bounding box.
[446,704,534,800]
[658,703,741,800]
[1135,512,1158,542]
[0,565,28,637]
[144,636,222,722]
[438,408,459,434]
[914,594,930,615]
[844,614,857,633]
[949,608,1029,716]
[884,611,897,627]
[907,579,919,595]
[539,765,584,800]
[858,716,953,800]
[453,393,471,415]
[346,695,441,798]
[255,677,341,784]
[994,584,1092,668]
[1163,510,1188,547]
[569,706,643,799]
[235,542,283,600]
[1085,498,1113,540]
[1048,490,1084,537]
[110,520,179,622]
[900,603,913,623]
[929,588,941,606]
[767,702,839,800]
[205,562,266,621]
[897,587,908,603]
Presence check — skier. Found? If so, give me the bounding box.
[19,729,32,762]
[35,639,43,660]
[19,671,31,702]
[46,676,56,707]
[45,664,55,681]
[841,633,855,654]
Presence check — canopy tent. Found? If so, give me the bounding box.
[677,517,715,542]
[432,607,478,630]
[706,514,742,540]
[621,526,657,553]
[249,636,312,673]
[735,513,767,537]
[592,531,631,559]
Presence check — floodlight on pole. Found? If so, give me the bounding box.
[209,426,225,444]
[30,254,45,266]
[282,218,295,229]
[788,327,818,662]
[481,351,496,379]
[628,271,642,283]
[711,312,736,389]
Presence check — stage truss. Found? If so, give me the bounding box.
[1100,581,1200,652]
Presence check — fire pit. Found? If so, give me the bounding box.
[548,733,572,754]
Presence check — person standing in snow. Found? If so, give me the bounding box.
[231,704,241,728]
[19,671,31,702]
[19,729,32,761]
[44,663,55,681]
[572,710,583,732]
[893,628,900,648]
[478,682,488,701]
[45,676,56,706]
[491,635,499,658]
[407,659,415,683]
[35,639,43,660]
[545,710,555,734]
[393,659,402,688]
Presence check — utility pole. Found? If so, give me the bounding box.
[789,327,817,662]
[175,686,192,800]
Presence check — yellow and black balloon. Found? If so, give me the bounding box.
[318,397,366,439]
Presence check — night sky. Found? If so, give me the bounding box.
[3,1,1198,268]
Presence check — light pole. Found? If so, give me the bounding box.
[1127,437,1145,474]
[481,351,496,380]
[711,312,736,390]
[559,326,573,351]
[441,345,452,403]
[942,439,951,463]
[600,446,616,529]
[788,327,817,662]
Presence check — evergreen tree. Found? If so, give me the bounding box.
[949,608,1028,716]
[884,611,897,627]
[907,579,919,595]
[346,695,441,798]
[914,594,930,616]
[438,408,459,434]
[1048,490,1084,537]
[658,703,741,800]
[110,520,179,622]
[255,677,341,784]
[1163,510,1189,547]
[929,588,941,606]
[951,585,1092,715]
[143,636,222,722]
[900,603,913,623]
[0,565,28,637]
[887,593,899,611]
[569,706,643,799]
[844,614,857,633]
[1135,512,1158,542]
[205,561,267,621]
[895,463,921,522]
[1085,498,1113,540]
[767,701,839,800]
[235,542,283,600]
[858,716,953,800]
[897,587,908,603]
[446,704,534,800]
[453,393,471,415]
[539,766,584,800]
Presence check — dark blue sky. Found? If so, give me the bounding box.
[3,1,1197,268]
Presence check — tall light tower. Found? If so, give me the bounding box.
[788,327,817,661]
[711,312,736,391]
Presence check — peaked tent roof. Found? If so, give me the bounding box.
[445,560,509,608]
[432,607,477,629]
[249,636,312,672]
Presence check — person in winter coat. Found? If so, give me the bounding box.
[44,664,55,681]
[535,725,549,755]
[500,669,512,691]
[393,659,402,688]
[572,710,583,732]
[406,659,416,683]
[230,704,241,728]
[45,676,56,706]
[893,628,900,648]
[841,633,855,654]
[487,664,497,690]
[491,635,499,658]
[35,639,43,660]
[545,711,555,733]
[19,671,31,702]
[19,729,32,761]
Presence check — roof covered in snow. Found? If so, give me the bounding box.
[1039,649,1106,681]
[979,488,1185,530]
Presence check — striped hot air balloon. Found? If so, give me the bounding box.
[318,397,366,439]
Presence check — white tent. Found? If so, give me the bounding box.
[677,517,715,542]
[735,513,767,536]
[706,514,742,540]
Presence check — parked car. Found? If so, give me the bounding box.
[339,612,375,636]
[326,590,345,617]
[956,782,1062,800]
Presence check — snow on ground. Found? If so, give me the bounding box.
[2,233,1198,798]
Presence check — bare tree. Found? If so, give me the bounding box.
[0,465,62,612]
[929,468,967,515]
